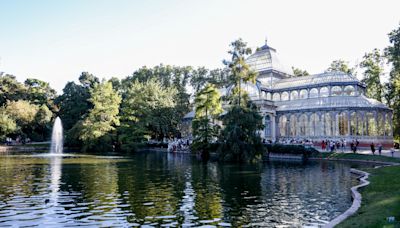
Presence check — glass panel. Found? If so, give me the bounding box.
[289,115,297,137]
[299,114,307,136]
[273,93,280,101]
[299,89,308,99]
[310,113,319,136]
[324,113,332,136]
[265,115,271,137]
[385,113,391,136]
[279,116,287,137]
[309,88,318,98]
[350,112,357,135]
[377,113,385,136]
[320,87,329,97]
[338,112,348,136]
[331,86,342,96]
[290,91,298,100]
[344,85,355,96]
[367,112,377,136]
[281,92,289,101]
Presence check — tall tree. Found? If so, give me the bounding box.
[360,49,385,101]
[0,111,17,141]
[384,23,400,140]
[326,59,354,75]
[218,39,264,162]
[119,79,177,151]
[79,81,121,152]
[24,78,57,106]
[223,39,258,107]
[291,67,309,77]
[55,81,91,131]
[79,72,100,88]
[191,83,222,156]
[0,74,26,106]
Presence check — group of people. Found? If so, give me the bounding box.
[321,139,349,152]
[167,138,191,153]
[3,136,31,146]
[369,142,384,155]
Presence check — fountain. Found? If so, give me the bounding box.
[50,117,63,154]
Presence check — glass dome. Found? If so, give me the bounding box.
[246,42,290,75]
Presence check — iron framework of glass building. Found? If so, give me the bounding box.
[183,39,393,146]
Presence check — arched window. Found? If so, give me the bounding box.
[281,92,289,101]
[290,91,299,100]
[344,85,355,96]
[378,112,385,136]
[273,93,280,101]
[299,89,308,99]
[289,115,297,137]
[366,112,377,136]
[386,113,392,136]
[323,113,332,136]
[265,115,271,137]
[357,112,363,136]
[309,88,318,98]
[299,114,307,136]
[350,112,357,135]
[266,92,272,100]
[310,113,319,136]
[320,87,329,97]
[279,116,288,137]
[331,86,342,96]
[338,112,348,136]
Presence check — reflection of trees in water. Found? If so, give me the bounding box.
[0,156,48,199]
[217,163,263,226]
[115,152,187,222]
[190,162,223,220]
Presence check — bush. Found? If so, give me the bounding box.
[265,144,319,157]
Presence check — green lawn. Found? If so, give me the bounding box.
[313,152,400,164]
[338,165,400,227]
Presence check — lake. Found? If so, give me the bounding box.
[0,151,363,227]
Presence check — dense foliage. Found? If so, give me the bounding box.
[191,83,222,157]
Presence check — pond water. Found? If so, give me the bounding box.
[0,152,364,227]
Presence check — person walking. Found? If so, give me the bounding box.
[378,143,383,155]
[370,142,376,155]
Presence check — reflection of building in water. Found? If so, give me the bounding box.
[183,40,393,147]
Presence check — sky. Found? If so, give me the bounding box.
[0,0,399,93]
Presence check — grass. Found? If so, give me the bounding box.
[338,165,400,227]
[312,152,400,164]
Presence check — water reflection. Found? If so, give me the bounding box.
[0,152,367,227]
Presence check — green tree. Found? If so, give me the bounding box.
[384,23,400,140]
[218,103,264,162]
[326,59,354,75]
[0,111,17,141]
[291,67,309,77]
[218,39,264,162]
[0,74,26,106]
[191,83,222,156]
[24,78,57,108]
[119,79,177,151]
[223,39,257,106]
[55,81,92,131]
[79,81,121,152]
[360,49,385,101]
[79,72,100,88]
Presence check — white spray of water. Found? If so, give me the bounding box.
[50,117,63,154]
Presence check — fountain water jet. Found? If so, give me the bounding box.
[50,117,63,154]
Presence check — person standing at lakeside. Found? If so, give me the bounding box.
[378,143,383,155]
[370,142,376,155]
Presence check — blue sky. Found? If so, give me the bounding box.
[0,0,399,93]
